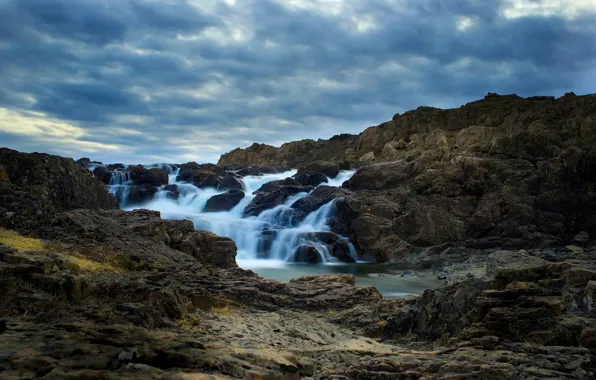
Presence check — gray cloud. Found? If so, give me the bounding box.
[0,0,595,164]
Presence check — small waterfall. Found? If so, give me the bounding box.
[107,171,133,206]
[114,167,357,264]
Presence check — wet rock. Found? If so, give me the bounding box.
[177,162,225,188]
[244,185,313,217]
[125,185,158,205]
[294,172,328,187]
[126,165,168,187]
[290,245,322,263]
[203,190,245,212]
[291,186,351,218]
[254,177,302,194]
[218,173,245,191]
[296,231,356,262]
[163,184,180,200]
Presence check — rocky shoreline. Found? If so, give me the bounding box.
[1,92,596,379]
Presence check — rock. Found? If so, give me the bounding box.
[92,166,111,184]
[244,186,313,217]
[295,231,356,262]
[177,162,225,188]
[0,148,118,211]
[291,186,351,218]
[294,171,328,187]
[126,165,168,187]
[359,152,375,162]
[124,185,158,205]
[218,174,245,191]
[163,184,180,200]
[203,190,245,212]
[76,157,91,168]
[179,230,237,268]
[296,161,340,179]
[254,177,302,194]
[107,163,126,170]
[290,245,322,263]
[573,231,590,246]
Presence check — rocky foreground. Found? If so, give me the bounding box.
[1,92,596,379]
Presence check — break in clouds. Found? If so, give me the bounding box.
[0,0,595,164]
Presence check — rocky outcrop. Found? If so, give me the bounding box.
[203,190,245,212]
[179,230,237,268]
[243,185,313,217]
[218,134,357,168]
[291,186,351,217]
[224,94,596,262]
[0,148,118,211]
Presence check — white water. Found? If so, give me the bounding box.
[109,166,358,264]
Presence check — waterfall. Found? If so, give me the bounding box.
[112,166,357,264]
[107,171,133,206]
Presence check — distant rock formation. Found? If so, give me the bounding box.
[219,93,596,262]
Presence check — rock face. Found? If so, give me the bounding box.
[0,148,118,211]
[218,134,356,168]
[177,162,226,188]
[179,230,237,268]
[219,93,596,262]
[127,165,168,187]
[203,190,245,212]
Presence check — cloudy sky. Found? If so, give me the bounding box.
[0,0,595,164]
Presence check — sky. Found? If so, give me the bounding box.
[0,0,595,164]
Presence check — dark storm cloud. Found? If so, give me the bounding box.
[0,0,595,164]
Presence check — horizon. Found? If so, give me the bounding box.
[1,0,595,164]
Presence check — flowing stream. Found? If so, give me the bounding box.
[104,165,442,297]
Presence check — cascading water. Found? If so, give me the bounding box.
[107,171,132,207]
[116,167,358,266]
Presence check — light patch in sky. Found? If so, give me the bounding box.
[502,0,596,20]
[457,16,476,31]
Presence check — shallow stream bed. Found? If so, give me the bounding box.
[238,260,445,298]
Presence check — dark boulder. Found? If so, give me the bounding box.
[290,245,323,263]
[203,190,245,212]
[177,162,224,188]
[163,184,180,201]
[219,174,245,191]
[298,161,340,178]
[126,165,168,187]
[261,166,292,174]
[297,232,355,262]
[291,186,351,217]
[294,172,328,187]
[244,186,313,217]
[125,185,159,205]
[107,163,126,170]
[254,177,302,194]
[93,166,112,184]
